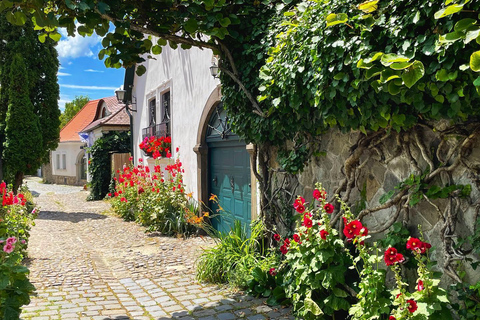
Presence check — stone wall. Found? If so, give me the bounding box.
[279,124,480,285]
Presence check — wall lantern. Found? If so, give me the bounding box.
[210,62,219,79]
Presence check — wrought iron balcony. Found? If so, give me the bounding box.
[142,122,170,140]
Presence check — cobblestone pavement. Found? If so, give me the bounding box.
[21,177,294,320]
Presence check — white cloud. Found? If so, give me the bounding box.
[57,72,71,76]
[84,69,104,73]
[60,84,118,91]
[56,27,102,60]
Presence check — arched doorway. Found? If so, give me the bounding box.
[206,103,251,233]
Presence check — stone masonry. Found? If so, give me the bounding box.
[21,177,294,320]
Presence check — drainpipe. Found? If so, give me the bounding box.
[125,105,134,161]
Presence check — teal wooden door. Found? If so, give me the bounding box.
[206,104,251,234]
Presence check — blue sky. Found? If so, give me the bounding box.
[56,28,125,111]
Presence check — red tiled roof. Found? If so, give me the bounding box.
[59,99,100,142]
[81,105,130,132]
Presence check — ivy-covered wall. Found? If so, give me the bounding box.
[274,121,480,285]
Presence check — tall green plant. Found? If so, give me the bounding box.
[2,53,43,191]
[88,131,130,200]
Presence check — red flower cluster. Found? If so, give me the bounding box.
[323,203,334,214]
[320,229,329,240]
[406,237,431,254]
[383,247,405,266]
[343,218,368,239]
[313,188,326,201]
[293,196,306,213]
[139,136,172,159]
[0,182,26,206]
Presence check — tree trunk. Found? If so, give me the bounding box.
[13,171,23,194]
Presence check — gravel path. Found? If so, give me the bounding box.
[20,177,293,320]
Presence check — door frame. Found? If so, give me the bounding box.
[193,85,257,220]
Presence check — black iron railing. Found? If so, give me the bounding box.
[141,122,170,140]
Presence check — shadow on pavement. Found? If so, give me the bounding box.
[36,211,107,223]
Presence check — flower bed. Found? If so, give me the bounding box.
[109,152,196,236]
[0,182,36,319]
[266,183,453,320]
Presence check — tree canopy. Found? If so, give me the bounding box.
[60,95,90,128]
[0,16,60,189]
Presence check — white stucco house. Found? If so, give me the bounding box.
[44,97,129,185]
[125,44,258,232]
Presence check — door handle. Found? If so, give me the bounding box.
[230,176,234,192]
[213,176,217,186]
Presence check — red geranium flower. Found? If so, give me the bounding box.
[295,204,306,214]
[313,189,326,201]
[320,229,329,240]
[302,217,313,228]
[407,299,417,313]
[406,237,422,251]
[418,241,432,254]
[280,245,288,255]
[417,280,424,291]
[343,220,363,239]
[273,234,281,242]
[269,268,277,276]
[293,234,301,243]
[384,247,404,266]
[323,203,334,214]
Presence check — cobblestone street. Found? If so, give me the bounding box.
[21,177,293,320]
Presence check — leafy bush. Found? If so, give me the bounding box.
[0,182,36,319]
[272,183,453,320]
[196,220,276,288]
[87,131,130,200]
[109,154,196,237]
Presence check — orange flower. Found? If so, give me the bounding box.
[217,205,224,212]
[187,192,193,198]
[209,194,218,202]
[203,211,210,217]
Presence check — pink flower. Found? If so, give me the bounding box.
[3,243,14,253]
[6,237,17,245]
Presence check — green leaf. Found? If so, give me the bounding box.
[434,4,464,19]
[390,61,413,70]
[48,32,61,42]
[435,69,449,82]
[380,53,410,67]
[357,0,379,13]
[402,61,424,88]
[364,52,383,63]
[38,33,48,43]
[439,31,463,43]
[305,297,324,316]
[334,72,345,80]
[219,17,231,27]
[0,273,8,290]
[97,2,110,14]
[388,81,401,95]
[435,95,445,103]
[326,13,348,27]
[332,288,348,298]
[136,65,147,76]
[252,267,265,282]
[465,29,480,43]
[6,10,27,26]
[357,59,373,69]
[184,19,198,34]
[470,51,480,72]
[380,190,395,204]
[455,18,476,31]
[151,45,162,55]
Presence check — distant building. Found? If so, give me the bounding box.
[43,97,129,185]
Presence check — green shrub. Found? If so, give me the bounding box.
[196,220,276,288]
[0,183,36,319]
